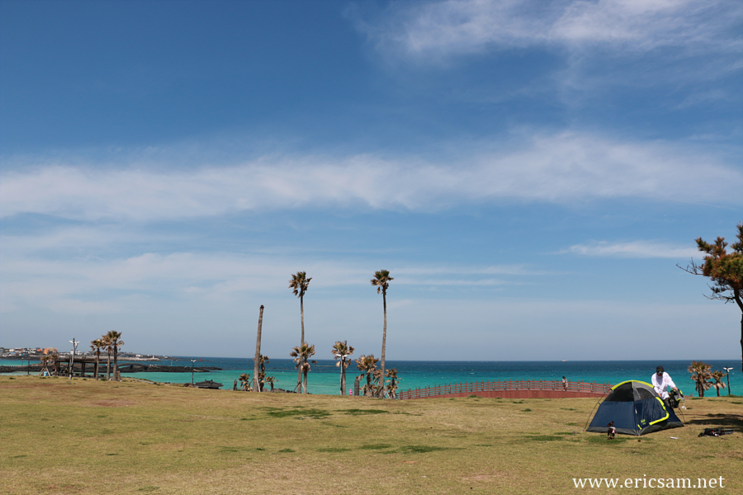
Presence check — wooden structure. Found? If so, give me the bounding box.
[195,380,223,389]
[398,379,611,400]
[50,357,114,377]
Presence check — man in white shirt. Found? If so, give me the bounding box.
[651,366,678,408]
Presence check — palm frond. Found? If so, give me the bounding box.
[289,271,312,297]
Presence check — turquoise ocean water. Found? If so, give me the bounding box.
[4,358,740,397]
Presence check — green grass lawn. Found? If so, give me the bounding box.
[1,376,741,494]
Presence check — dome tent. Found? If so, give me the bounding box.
[587,380,683,436]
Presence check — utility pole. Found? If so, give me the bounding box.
[723,367,733,396]
[69,338,79,380]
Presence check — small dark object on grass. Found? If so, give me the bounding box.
[699,428,735,437]
[607,421,616,440]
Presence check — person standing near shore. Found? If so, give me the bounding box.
[651,366,678,408]
[562,376,568,391]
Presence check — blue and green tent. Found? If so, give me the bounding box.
[587,380,683,436]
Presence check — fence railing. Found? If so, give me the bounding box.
[398,379,612,400]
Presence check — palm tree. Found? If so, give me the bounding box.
[371,270,393,397]
[688,361,712,397]
[711,370,727,397]
[332,340,355,395]
[385,368,399,399]
[252,305,264,392]
[257,354,269,392]
[238,373,251,391]
[50,352,59,376]
[355,354,379,397]
[90,339,104,381]
[264,376,277,392]
[101,335,112,380]
[290,343,316,394]
[289,272,312,392]
[106,331,124,382]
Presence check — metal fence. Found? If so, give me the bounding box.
[398,379,612,400]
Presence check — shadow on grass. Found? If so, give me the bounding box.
[585,436,648,444]
[342,409,389,416]
[218,446,252,453]
[266,408,330,419]
[686,414,743,432]
[356,444,454,454]
[398,445,451,453]
[360,444,393,450]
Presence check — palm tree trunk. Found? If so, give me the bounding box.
[113,345,119,381]
[300,295,305,345]
[253,305,264,392]
[379,291,387,398]
[340,362,346,395]
[106,351,111,380]
[303,364,308,394]
[296,295,305,393]
[94,351,100,381]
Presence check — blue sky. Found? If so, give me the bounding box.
[1,0,741,361]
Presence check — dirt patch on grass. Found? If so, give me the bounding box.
[88,400,137,407]
[462,473,512,482]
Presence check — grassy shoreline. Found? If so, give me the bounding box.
[1,375,741,494]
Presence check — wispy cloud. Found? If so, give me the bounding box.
[564,240,699,258]
[2,132,740,222]
[0,242,534,314]
[354,0,742,61]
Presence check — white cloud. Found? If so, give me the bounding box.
[0,244,533,315]
[355,0,742,61]
[46,299,122,315]
[564,240,699,258]
[2,132,740,222]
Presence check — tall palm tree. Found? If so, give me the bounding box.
[711,370,727,397]
[688,361,712,397]
[289,271,312,391]
[238,373,251,391]
[332,340,355,395]
[290,343,316,394]
[355,354,379,397]
[371,270,393,397]
[102,335,112,380]
[253,305,264,392]
[106,331,124,382]
[90,339,104,381]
